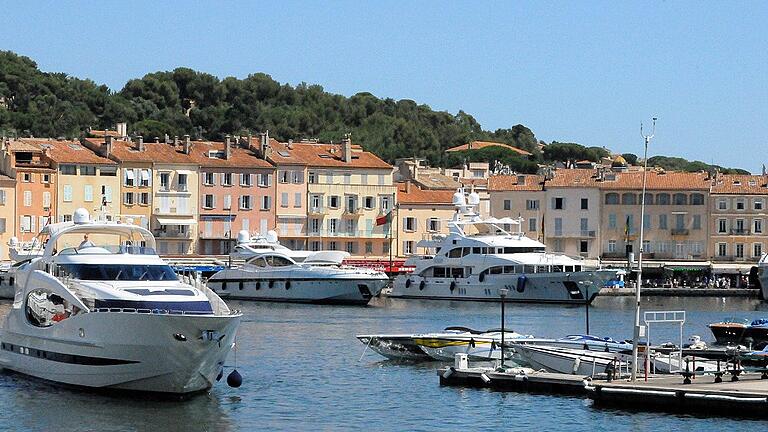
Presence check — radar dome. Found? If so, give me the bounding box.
[73,208,91,224]
[452,190,466,206]
[8,237,17,247]
[468,191,481,206]
[265,230,278,243]
[237,230,251,244]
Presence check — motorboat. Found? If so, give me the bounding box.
[389,188,612,304]
[0,208,241,394]
[0,263,14,299]
[356,326,493,361]
[230,230,323,263]
[509,334,632,353]
[8,233,47,263]
[709,318,768,348]
[510,343,631,376]
[414,328,533,361]
[208,251,388,305]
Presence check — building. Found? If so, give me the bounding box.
[710,174,768,264]
[395,181,457,257]
[268,138,395,257]
[543,169,602,258]
[1,139,56,242]
[190,136,276,255]
[488,174,545,241]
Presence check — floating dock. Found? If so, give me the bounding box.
[598,287,758,297]
[438,366,591,395]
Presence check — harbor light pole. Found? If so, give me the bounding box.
[631,117,656,381]
[499,287,508,370]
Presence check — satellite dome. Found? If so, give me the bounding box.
[468,191,481,206]
[452,190,466,206]
[73,208,90,224]
[237,230,251,244]
[265,230,278,243]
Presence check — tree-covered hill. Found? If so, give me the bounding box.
[647,155,749,175]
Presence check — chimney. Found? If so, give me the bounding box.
[116,122,127,139]
[405,180,411,194]
[341,134,352,163]
[247,132,253,149]
[136,136,144,152]
[183,135,191,154]
[173,136,179,148]
[260,131,272,160]
[224,135,231,160]
[104,136,113,158]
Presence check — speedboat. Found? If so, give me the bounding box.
[0,208,241,394]
[414,328,533,361]
[356,327,490,361]
[709,318,768,348]
[230,230,320,263]
[389,188,612,304]
[509,334,632,353]
[510,343,631,376]
[208,251,388,305]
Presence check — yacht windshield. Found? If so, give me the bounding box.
[57,264,178,281]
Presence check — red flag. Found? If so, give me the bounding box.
[376,211,392,226]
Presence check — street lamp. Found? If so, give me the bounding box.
[499,287,508,370]
[631,117,656,381]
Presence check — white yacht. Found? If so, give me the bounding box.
[0,209,241,394]
[230,230,322,263]
[8,233,48,262]
[414,328,533,361]
[208,251,389,305]
[389,189,611,304]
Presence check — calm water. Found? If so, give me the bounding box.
[1,296,768,431]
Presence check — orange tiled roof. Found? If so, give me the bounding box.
[87,129,122,138]
[546,169,601,187]
[397,182,457,204]
[712,174,768,195]
[488,174,545,191]
[84,138,198,165]
[15,138,115,165]
[598,170,711,190]
[446,141,532,156]
[186,140,273,169]
[267,140,392,169]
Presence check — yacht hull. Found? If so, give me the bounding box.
[415,336,516,361]
[356,335,432,361]
[0,311,240,394]
[390,272,602,304]
[512,344,628,376]
[209,277,388,305]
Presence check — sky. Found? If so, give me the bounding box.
[4,1,768,172]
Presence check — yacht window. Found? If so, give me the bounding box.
[448,248,462,258]
[432,267,446,278]
[552,265,563,272]
[503,247,514,254]
[490,267,502,275]
[524,265,536,273]
[56,264,178,281]
[266,255,293,267]
[25,289,76,327]
[472,247,482,254]
[462,247,471,257]
[451,268,464,278]
[537,265,549,273]
[497,248,504,254]
[248,257,268,267]
[503,266,515,274]
[564,266,574,272]
[574,265,582,272]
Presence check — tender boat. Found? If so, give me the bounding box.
[8,232,48,263]
[414,328,533,361]
[509,334,632,353]
[389,188,611,304]
[510,343,631,376]
[208,251,388,305]
[0,208,241,394]
[230,230,321,263]
[709,318,768,348]
[356,327,490,361]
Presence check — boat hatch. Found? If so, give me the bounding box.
[358,284,372,300]
[563,281,584,300]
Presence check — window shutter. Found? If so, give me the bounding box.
[212,195,217,208]
[105,186,113,203]
[30,216,36,233]
[551,197,556,209]
[0,190,6,205]
[266,174,272,186]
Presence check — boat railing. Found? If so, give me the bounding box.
[179,272,231,315]
[91,307,238,316]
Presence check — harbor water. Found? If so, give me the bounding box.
[1,296,768,431]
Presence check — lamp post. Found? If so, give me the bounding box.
[631,117,656,381]
[499,287,508,370]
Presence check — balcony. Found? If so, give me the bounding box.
[549,230,596,238]
[730,228,751,235]
[308,207,327,216]
[154,230,192,239]
[307,229,385,238]
[670,228,689,236]
[343,206,363,217]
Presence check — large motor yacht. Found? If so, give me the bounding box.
[389,189,611,304]
[0,209,241,394]
[230,230,320,263]
[208,251,389,305]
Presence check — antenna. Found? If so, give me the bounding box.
[640,117,657,146]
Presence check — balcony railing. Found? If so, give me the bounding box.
[343,206,363,217]
[154,230,192,239]
[670,228,689,236]
[308,206,327,215]
[306,229,386,238]
[550,230,596,238]
[730,228,751,235]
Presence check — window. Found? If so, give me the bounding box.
[554,218,563,236]
[42,174,50,183]
[526,200,539,210]
[43,191,51,208]
[222,173,233,186]
[281,192,289,208]
[382,241,390,254]
[755,199,764,211]
[63,185,72,203]
[160,173,170,190]
[755,219,763,234]
[81,166,96,176]
[553,197,564,210]
[22,173,32,182]
[346,241,356,254]
[294,192,302,208]
[428,218,440,232]
[717,199,728,210]
[243,173,254,187]
[621,193,637,205]
[641,193,653,205]
[754,243,763,258]
[692,214,701,230]
[100,166,116,176]
[403,241,414,255]
[84,185,93,202]
[718,219,727,234]
[580,240,588,254]
[279,170,289,183]
[260,195,271,210]
[311,195,322,211]
[378,174,386,185]
[736,199,746,211]
[345,219,356,234]
[360,174,368,185]
[60,165,76,175]
[223,195,232,210]
[0,190,5,206]
[177,173,188,191]
[329,219,338,235]
[364,196,375,209]
[124,192,135,205]
[581,198,589,210]
[344,173,351,185]
[204,172,215,186]
[656,193,670,205]
[503,200,511,211]
[404,217,416,232]
[140,169,150,187]
[239,195,252,210]
[675,214,685,230]
[381,196,391,212]
[22,190,31,207]
[528,218,537,232]
[690,193,704,205]
[718,243,727,257]
[673,194,688,205]
[329,196,340,209]
[604,193,619,205]
[139,192,149,205]
[365,241,373,254]
[345,195,357,213]
[308,172,317,184]
[292,171,303,184]
[642,214,650,230]
[553,239,564,253]
[736,243,744,258]
[608,240,616,253]
[204,194,215,209]
[608,213,617,229]
[659,214,668,230]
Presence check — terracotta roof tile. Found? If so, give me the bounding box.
[186,141,273,169]
[84,138,197,165]
[397,182,457,204]
[712,174,768,195]
[266,140,392,169]
[488,174,544,191]
[546,169,600,187]
[446,141,532,156]
[16,138,115,165]
[598,170,711,190]
[414,172,461,190]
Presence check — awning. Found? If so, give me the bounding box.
[277,214,307,219]
[663,261,711,271]
[155,216,196,226]
[176,170,193,175]
[126,169,135,180]
[140,170,150,181]
[711,263,756,274]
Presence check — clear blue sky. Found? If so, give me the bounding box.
[5,1,768,172]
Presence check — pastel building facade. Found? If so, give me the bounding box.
[710,174,768,262]
[395,181,456,256]
[488,174,545,241]
[543,170,602,258]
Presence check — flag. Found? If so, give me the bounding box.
[376,210,392,226]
